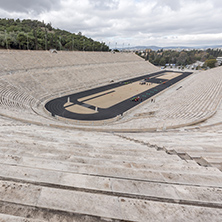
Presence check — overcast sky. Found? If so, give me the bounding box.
[1,0,222,48]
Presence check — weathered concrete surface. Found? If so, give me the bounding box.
[0,116,221,221]
[0,51,221,221]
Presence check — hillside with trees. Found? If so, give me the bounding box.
[0,18,109,51]
[137,48,222,69]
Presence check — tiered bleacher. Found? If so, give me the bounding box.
[0,120,221,221]
[0,50,221,131]
[0,50,158,124]
[106,66,222,131]
[0,50,222,221]
[0,50,154,74]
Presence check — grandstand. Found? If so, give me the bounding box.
[0,50,221,221]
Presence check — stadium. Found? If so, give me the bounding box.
[0,49,221,221]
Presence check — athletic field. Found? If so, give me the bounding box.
[46,71,192,121]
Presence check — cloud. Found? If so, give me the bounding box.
[0,0,61,14]
[0,0,222,47]
[89,0,119,10]
[154,0,182,11]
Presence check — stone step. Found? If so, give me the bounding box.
[187,152,222,158]
[0,153,219,178]
[0,133,152,152]
[0,135,172,157]
[0,164,221,205]
[0,158,222,187]
[0,145,181,162]
[0,150,205,173]
[0,202,105,222]
[0,180,221,222]
[211,163,222,171]
[0,213,46,222]
[166,146,222,153]
[204,157,222,163]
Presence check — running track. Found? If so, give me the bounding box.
[45,71,192,121]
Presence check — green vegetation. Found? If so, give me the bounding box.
[204,59,217,68]
[0,18,109,51]
[137,48,222,68]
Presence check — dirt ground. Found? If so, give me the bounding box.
[64,103,98,114]
[156,72,182,80]
[64,72,182,114]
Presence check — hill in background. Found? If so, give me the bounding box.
[0,18,109,51]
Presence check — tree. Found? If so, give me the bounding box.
[177,51,188,66]
[159,57,166,66]
[204,59,217,68]
[153,57,160,65]
[0,18,109,51]
[17,33,27,49]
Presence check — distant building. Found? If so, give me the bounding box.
[49,49,57,53]
[216,57,222,65]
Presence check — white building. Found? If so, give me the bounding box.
[216,57,222,65]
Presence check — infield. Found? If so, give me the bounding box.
[45,71,192,121]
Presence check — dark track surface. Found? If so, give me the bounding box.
[45,71,192,121]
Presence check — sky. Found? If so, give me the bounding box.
[0,0,222,48]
